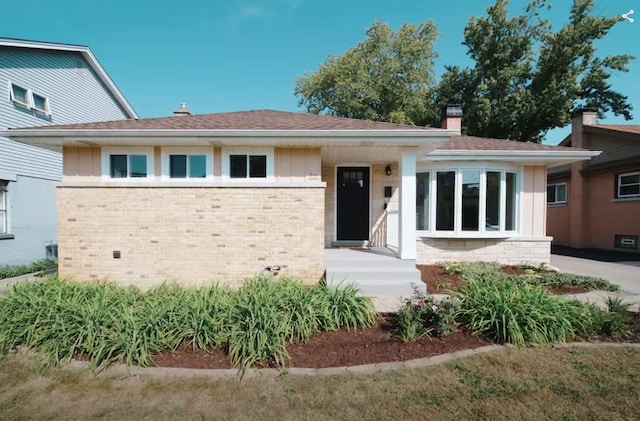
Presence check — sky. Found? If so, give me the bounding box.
[1,0,638,144]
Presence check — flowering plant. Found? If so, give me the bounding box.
[395,284,460,342]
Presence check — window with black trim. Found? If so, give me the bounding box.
[616,171,640,199]
[230,154,267,179]
[547,182,567,204]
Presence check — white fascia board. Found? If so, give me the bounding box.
[0,38,138,119]
[422,150,601,164]
[7,130,456,149]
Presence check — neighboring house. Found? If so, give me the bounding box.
[0,38,137,266]
[547,109,640,254]
[9,107,597,289]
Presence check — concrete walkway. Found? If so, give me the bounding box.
[550,254,640,311]
[0,273,42,295]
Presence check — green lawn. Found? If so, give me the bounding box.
[1,346,638,420]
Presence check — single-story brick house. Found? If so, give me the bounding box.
[9,107,598,288]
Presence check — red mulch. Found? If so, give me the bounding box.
[151,265,597,370]
[418,264,589,294]
[152,314,491,369]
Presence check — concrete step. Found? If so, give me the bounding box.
[326,268,421,283]
[335,279,426,297]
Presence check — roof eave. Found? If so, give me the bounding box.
[0,38,138,119]
[422,150,601,167]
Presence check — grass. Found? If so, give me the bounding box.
[0,276,377,376]
[0,259,57,280]
[0,346,638,420]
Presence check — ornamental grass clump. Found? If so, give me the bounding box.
[0,275,376,377]
[227,276,377,376]
[452,273,594,346]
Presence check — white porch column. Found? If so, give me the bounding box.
[398,149,417,259]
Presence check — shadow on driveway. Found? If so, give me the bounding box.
[552,245,640,263]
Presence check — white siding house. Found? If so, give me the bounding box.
[0,38,137,266]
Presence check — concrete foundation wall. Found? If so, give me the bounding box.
[57,186,325,288]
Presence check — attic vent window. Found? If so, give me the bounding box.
[8,82,50,115]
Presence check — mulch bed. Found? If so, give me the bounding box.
[418,264,590,295]
[151,265,605,370]
[151,314,492,370]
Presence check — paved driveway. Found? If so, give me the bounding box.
[551,249,640,310]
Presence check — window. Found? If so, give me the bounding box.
[616,171,640,199]
[31,93,49,114]
[417,167,519,235]
[230,155,267,178]
[8,82,50,115]
[547,182,567,205]
[9,83,28,106]
[169,155,206,178]
[161,148,213,180]
[0,181,8,235]
[101,147,154,180]
[222,147,274,181]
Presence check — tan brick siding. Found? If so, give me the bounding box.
[57,186,325,288]
[416,237,551,266]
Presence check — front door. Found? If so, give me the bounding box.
[336,167,370,241]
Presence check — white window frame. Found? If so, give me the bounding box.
[416,164,522,238]
[547,182,567,205]
[161,147,214,181]
[617,171,640,199]
[221,147,274,181]
[0,181,8,235]
[101,147,155,181]
[8,81,51,115]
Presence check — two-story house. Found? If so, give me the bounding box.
[547,109,640,255]
[0,38,137,266]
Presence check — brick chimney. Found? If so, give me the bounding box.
[570,108,597,148]
[173,102,192,116]
[441,104,462,132]
[567,107,597,248]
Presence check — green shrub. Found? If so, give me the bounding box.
[522,272,618,292]
[396,285,460,341]
[452,273,595,345]
[0,259,57,280]
[0,275,376,377]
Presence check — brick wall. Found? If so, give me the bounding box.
[57,186,325,288]
[416,237,551,266]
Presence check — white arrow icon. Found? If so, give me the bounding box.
[622,9,634,23]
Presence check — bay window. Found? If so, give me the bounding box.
[417,166,520,235]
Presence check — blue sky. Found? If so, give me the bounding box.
[1,0,637,143]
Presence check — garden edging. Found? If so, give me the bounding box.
[61,342,640,379]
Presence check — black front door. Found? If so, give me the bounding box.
[336,167,370,241]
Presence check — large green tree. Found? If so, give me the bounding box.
[436,0,634,142]
[294,20,439,125]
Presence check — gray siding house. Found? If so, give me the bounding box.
[0,38,137,266]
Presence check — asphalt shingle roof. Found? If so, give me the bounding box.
[20,109,432,131]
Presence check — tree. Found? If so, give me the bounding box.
[294,21,439,125]
[436,0,634,142]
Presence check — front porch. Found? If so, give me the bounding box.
[324,247,424,302]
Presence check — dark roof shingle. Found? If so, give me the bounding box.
[18,109,433,131]
[442,136,580,152]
